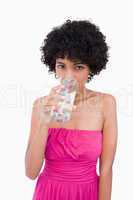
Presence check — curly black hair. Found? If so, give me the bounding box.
[40,19,110,82]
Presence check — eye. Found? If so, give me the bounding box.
[75,65,84,70]
[56,65,64,69]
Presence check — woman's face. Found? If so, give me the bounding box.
[55,56,90,89]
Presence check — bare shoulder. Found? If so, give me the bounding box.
[101,92,117,122]
[87,89,104,97]
[90,90,116,104]
[86,89,105,104]
[102,92,117,108]
[88,90,117,116]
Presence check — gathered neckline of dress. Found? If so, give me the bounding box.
[48,127,103,134]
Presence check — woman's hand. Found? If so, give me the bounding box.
[36,85,64,126]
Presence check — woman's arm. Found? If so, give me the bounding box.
[25,97,49,180]
[99,94,118,200]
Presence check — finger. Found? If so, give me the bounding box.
[48,93,58,102]
[72,105,77,111]
[51,85,64,94]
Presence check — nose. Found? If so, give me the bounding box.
[64,71,75,79]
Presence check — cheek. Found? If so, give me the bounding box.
[55,69,64,77]
[80,71,88,80]
[83,69,89,79]
[76,76,87,86]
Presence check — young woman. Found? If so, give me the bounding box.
[25,19,118,200]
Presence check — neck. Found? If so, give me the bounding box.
[75,87,87,100]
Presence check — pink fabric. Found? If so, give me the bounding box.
[32,127,103,200]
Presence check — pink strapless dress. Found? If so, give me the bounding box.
[32,127,103,200]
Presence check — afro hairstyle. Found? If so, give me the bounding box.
[40,19,110,82]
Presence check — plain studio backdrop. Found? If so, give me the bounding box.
[0,0,132,199]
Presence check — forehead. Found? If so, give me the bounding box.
[56,57,83,64]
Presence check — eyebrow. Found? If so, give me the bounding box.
[56,61,83,65]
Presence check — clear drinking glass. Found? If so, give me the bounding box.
[50,75,78,123]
